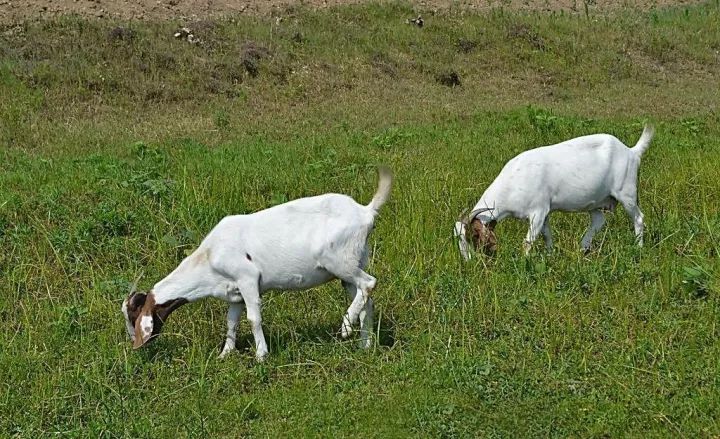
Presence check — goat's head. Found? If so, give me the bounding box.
[454,207,496,260]
[121,290,187,349]
[469,217,497,255]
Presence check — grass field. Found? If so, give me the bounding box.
[2,1,720,436]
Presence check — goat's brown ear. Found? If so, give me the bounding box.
[132,294,156,349]
[133,313,154,349]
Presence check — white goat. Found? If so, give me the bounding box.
[122,167,393,361]
[454,126,654,259]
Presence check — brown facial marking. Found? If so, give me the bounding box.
[131,292,188,349]
[469,218,498,255]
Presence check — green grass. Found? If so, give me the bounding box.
[2,1,720,436]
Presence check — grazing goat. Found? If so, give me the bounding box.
[454,125,654,259]
[122,167,393,361]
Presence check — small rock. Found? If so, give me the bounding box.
[173,27,191,38]
[173,27,200,44]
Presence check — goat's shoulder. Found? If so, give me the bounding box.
[210,214,247,232]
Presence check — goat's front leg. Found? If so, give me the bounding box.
[237,281,268,362]
[219,302,244,359]
[524,212,548,255]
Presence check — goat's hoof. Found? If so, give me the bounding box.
[522,242,532,255]
[358,337,372,349]
[340,316,353,339]
[218,348,235,359]
[255,351,269,363]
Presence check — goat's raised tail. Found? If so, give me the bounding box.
[631,124,655,157]
[368,166,393,212]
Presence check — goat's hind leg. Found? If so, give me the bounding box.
[322,239,376,345]
[342,280,375,348]
[623,203,644,247]
[340,269,376,338]
[330,264,375,339]
[615,192,644,246]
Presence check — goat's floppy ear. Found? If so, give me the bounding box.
[133,312,154,349]
[132,294,156,349]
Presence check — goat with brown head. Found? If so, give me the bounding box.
[122,290,187,349]
[119,167,393,361]
[455,125,653,258]
[454,207,496,260]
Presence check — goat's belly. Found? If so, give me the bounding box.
[551,196,617,212]
[260,267,335,291]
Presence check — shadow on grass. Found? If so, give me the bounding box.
[130,311,397,364]
[226,317,397,355]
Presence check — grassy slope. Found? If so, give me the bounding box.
[1,2,720,436]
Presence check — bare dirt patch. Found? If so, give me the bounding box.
[0,0,705,24]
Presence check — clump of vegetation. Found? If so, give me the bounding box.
[241,41,272,77]
[436,70,461,87]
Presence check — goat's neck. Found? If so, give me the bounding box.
[152,249,223,304]
[473,188,509,224]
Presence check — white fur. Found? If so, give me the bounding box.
[139,315,153,341]
[456,126,654,259]
[147,167,391,361]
